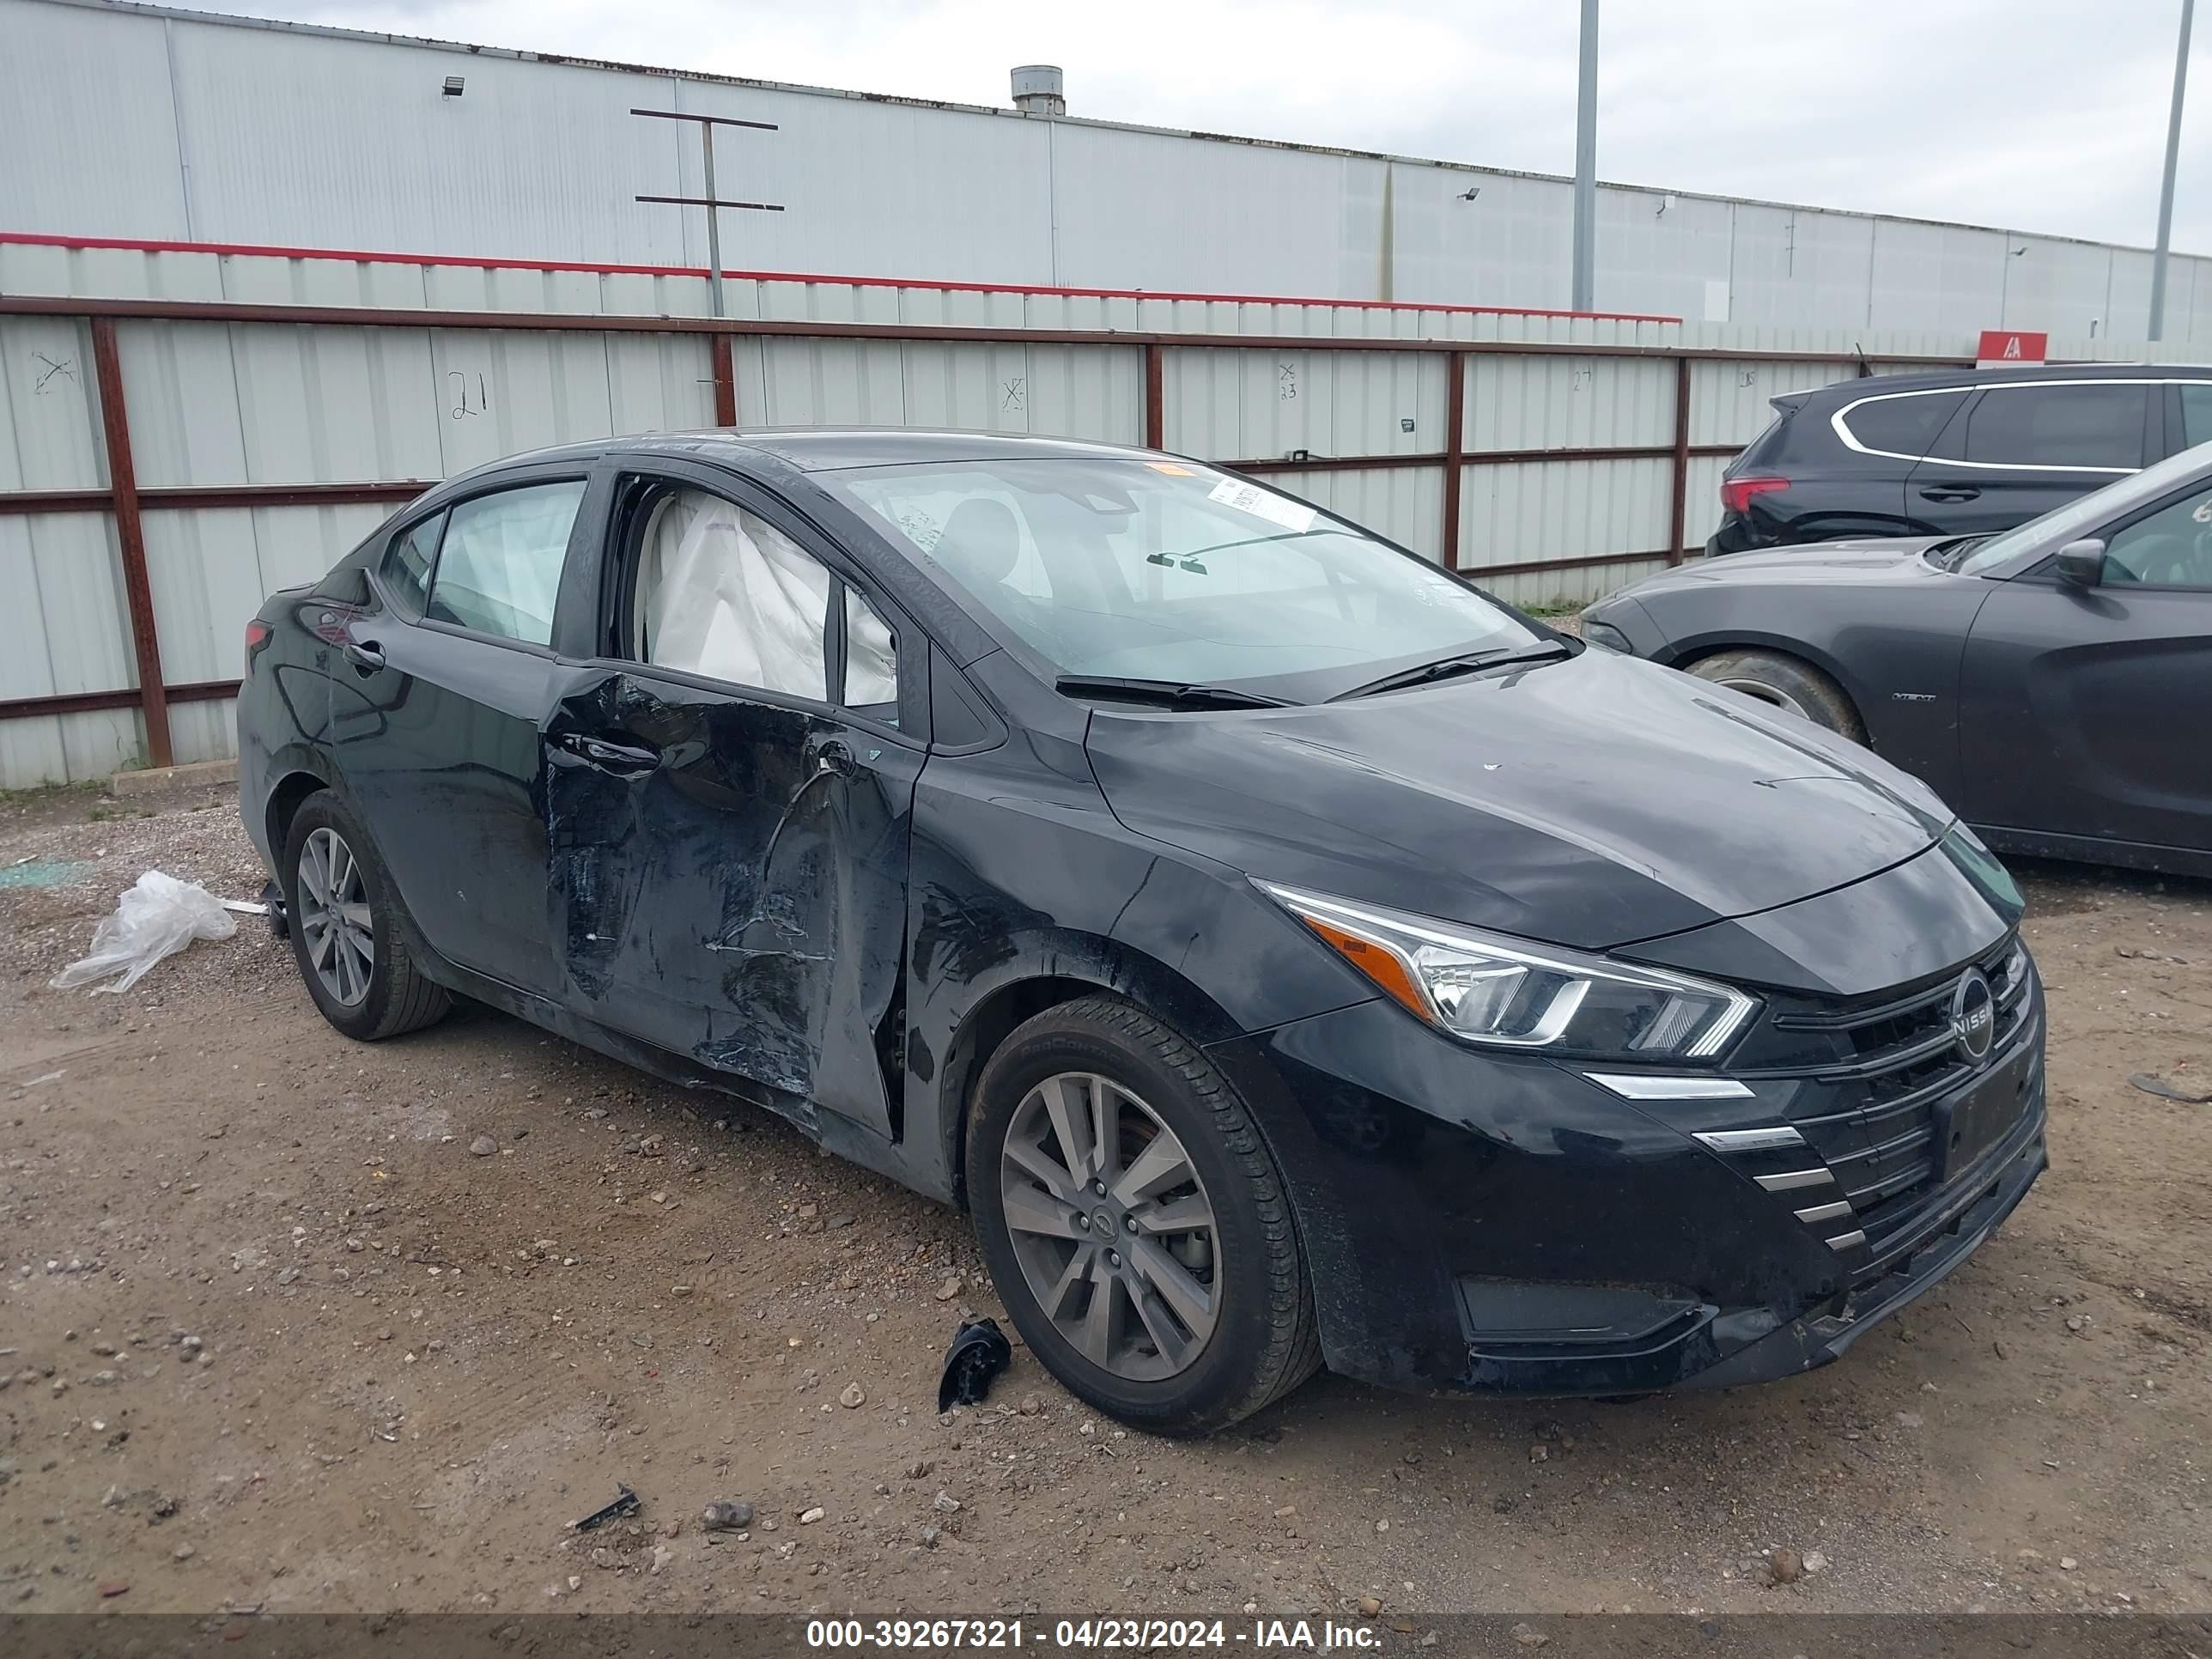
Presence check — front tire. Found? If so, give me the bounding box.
[966,995,1319,1436]
[1685,648,1865,741]
[282,791,450,1042]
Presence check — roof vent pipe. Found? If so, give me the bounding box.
[1012,64,1066,116]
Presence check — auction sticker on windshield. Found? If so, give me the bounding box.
[1208,477,1317,534]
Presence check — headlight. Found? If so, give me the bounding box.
[1260,884,1759,1062]
[1579,617,1634,653]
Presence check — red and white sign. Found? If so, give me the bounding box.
[1977,330,2049,368]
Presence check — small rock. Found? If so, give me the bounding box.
[2060,1557,2079,1571]
[1510,1625,1548,1649]
[1273,1505,1298,1519]
[839,1382,866,1409]
[935,1276,963,1301]
[469,1137,497,1157]
[172,1545,195,1562]
[1528,1443,1549,1462]
[649,1544,673,1574]
[701,1500,754,1531]
[1768,1547,1805,1584]
[1802,1550,1830,1575]
[1018,1395,1042,1417]
[1894,1412,1924,1429]
[799,1506,825,1525]
[97,1583,129,1599]
[1357,1595,1382,1617]
[933,1491,962,1514]
[920,1525,944,1549]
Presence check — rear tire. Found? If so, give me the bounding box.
[1685,649,1865,741]
[966,995,1320,1437]
[282,791,450,1042]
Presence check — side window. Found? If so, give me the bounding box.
[2178,383,2212,449]
[381,512,443,617]
[2100,484,2212,589]
[1962,384,2145,470]
[1838,391,1966,458]
[632,485,832,702]
[426,481,586,645]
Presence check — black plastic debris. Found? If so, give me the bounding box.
[937,1316,1012,1412]
[2130,1073,2212,1103]
[571,1484,639,1532]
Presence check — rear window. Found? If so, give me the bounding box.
[1960,383,2144,470]
[2179,382,2212,448]
[1836,390,1967,459]
[1733,402,1797,471]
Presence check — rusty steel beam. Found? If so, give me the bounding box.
[89,318,171,770]
[0,679,240,723]
[1458,549,1671,580]
[711,335,738,428]
[1144,344,1165,448]
[1668,356,1694,565]
[1225,440,1740,476]
[0,295,1978,367]
[1440,354,1468,573]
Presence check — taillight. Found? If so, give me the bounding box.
[244,618,273,672]
[1720,476,1789,516]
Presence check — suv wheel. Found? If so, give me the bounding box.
[1686,649,1865,741]
[283,791,450,1041]
[966,995,1319,1436]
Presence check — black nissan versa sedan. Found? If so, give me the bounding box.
[238,429,2046,1434]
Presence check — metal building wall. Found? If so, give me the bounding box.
[9,0,2212,337]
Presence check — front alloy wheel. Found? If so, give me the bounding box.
[966,995,1320,1436]
[1000,1072,1221,1381]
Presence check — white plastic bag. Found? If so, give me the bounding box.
[49,871,238,994]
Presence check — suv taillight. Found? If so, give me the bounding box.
[1720,476,1789,516]
[245,618,273,672]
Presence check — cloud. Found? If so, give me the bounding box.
[203,0,2212,251]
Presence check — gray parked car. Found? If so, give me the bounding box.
[1582,444,2212,878]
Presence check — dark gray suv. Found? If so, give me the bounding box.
[1711,364,2212,556]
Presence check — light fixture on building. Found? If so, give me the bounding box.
[1457,186,1481,202]
[443,75,465,97]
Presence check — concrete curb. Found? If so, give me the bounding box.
[108,757,238,798]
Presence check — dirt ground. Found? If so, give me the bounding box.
[2,781,2209,1623]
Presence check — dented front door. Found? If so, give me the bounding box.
[539,669,919,1141]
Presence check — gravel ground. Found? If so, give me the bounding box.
[1,781,2208,1620]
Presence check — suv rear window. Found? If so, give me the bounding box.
[1960,382,2144,470]
[1836,390,1966,458]
[1733,402,1797,471]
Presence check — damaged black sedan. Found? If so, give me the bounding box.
[238,430,2045,1434]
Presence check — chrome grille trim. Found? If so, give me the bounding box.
[1826,1230,1868,1251]
[1794,1199,1856,1224]
[1754,1168,1834,1193]
[1692,1125,1805,1153]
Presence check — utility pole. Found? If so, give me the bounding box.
[2150,0,2195,341]
[631,106,785,319]
[1571,0,1599,313]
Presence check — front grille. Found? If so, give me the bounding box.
[1762,936,2033,1219]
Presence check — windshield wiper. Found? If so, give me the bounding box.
[1054,674,1294,710]
[1925,534,1991,571]
[1330,641,1573,702]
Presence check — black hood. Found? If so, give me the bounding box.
[1083,647,1956,952]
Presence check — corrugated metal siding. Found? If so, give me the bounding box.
[1165,349,1449,463]
[1457,456,1673,569]
[15,0,2212,337]
[1466,356,1674,451]
[1267,466,1444,564]
[1,316,104,489]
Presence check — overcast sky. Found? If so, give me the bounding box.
[217,0,2212,252]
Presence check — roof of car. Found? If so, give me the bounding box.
[1781,362,2212,403]
[438,428,1155,489]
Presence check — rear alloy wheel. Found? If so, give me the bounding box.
[283,791,450,1042]
[1686,648,1865,741]
[967,995,1320,1436]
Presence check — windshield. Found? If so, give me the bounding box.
[1956,443,2212,574]
[826,457,1539,694]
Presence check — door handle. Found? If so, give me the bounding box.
[814,739,858,779]
[342,638,386,673]
[554,732,661,775]
[1918,485,1982,503]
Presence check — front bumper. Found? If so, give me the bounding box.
[1206,942,2046,1399]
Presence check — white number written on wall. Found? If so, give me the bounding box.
[448,370,490,421]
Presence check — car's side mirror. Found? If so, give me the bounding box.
[2053,538,2106,586]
